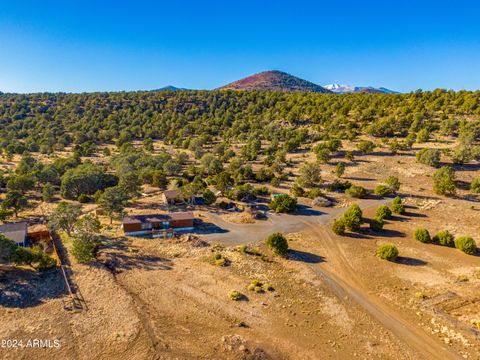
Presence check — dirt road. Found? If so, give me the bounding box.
[299,220,461,360]
[204,199,463,359]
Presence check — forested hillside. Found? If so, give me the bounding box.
[0,89,479,155]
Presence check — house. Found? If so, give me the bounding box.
[161,189,182,205]
[122,212,194,236]
[0,222,28,247]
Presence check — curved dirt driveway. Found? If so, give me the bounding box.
[203,199,462,359]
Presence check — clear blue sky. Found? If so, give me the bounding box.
[0,0,479,93]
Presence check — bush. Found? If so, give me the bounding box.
[416,128,430,143]
[306,188,323,199]
[370,217,384,231]
[327,180,352,192]
[332,219,346,235]
[342,204,363,231]
[375,205,392,220]
[345,185,367,199]
[71,237,96,263]
[374,184,393,197]
[265,232,288,256]
[432,230,455,247]
[229,290,243,301]
[290,183,305,197]
[77,194,89,203]
[433,166,456,196]
[470,179,480,193]
[247,279,265,293]
[0,235,16,263]
[416,148,440,167]
[376,244,399,261]
[414,228,431,243]
[385,176,400,193]
[202,189,216,205]
[312,196,332,207]
[356,140,375,153]
[212,252,229,266]
[12,246,56,271]
[269,194,297,213]
[391,196,405,214]
[454,236,477,255]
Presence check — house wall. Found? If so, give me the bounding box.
[171,219,194,229]
[123,223,142,232]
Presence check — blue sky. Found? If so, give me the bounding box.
[0,0,479,93]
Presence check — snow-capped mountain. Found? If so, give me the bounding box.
[323,84,356,93]
[324,83,398,94]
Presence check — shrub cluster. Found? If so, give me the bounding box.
[269,194,297,213]
[391,196,405,214]
[376,244,399,261]
[454,236,477,255]
[346,185,367,199]
[432,230,455,247]
[333,204,363,234]
[414,228,431,243]
[375,205,392,220]
[265,232,288,256]
[414,229,477,255]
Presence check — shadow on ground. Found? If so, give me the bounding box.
[396,256,428,266]
[0,267,68,308]
[294,205,323,216]
[288,249,325,263]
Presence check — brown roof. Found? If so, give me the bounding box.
[163,189,179,199]
[169,212,194,221]
[122,217,143,225]
[123,212,193,225]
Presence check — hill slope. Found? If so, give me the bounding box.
[219,70,331,93]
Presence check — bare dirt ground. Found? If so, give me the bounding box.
[1,139,479,359]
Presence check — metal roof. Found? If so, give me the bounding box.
[0,222,27,245]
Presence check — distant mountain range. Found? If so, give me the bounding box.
[153,85,188,91]
[218,70,332,93]
[323,83,398,94]
[153,71,398,94]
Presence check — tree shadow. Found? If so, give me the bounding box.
[347,231,374,239]
[0,267,68,308]
[193,221,229,234]
[288,249,325,263]
[380,229,406,238]
[396,256,428,266]
[345,176,375,182]
[293,205,322,216]
[403,211,427,218]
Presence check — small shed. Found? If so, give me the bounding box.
[161,189,181,205]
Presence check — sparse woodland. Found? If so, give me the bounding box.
[0,90,479,212]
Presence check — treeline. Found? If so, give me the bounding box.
[0,89,479,155]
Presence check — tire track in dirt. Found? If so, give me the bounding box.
[297,217,461,360]
[104,267,168,360]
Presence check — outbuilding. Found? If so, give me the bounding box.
[0,222,28,247]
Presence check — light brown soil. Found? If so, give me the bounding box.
[1,138,480,359]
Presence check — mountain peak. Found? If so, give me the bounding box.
[323,83,398,94]
[153,85,187,91]
[219,70,331,93]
